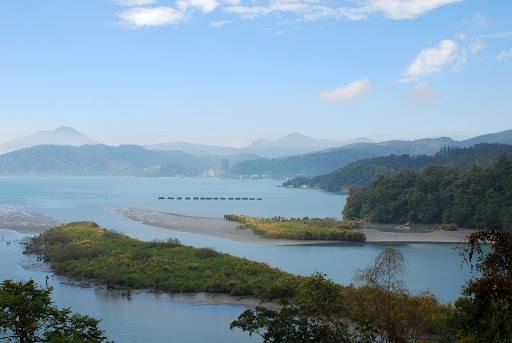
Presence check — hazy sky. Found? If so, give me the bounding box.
[1,0,511,147]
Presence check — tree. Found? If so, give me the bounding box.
[230,272,350,343]
[450,229,512,342]
[0,279,111,343]
[353,248,407,343]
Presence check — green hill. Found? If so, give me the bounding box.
[229,137,455,178]
[0,144,255,176]
[283,143,512,191]
[342,155,512,230]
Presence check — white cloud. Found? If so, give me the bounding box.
[210,20,230,27]
[361,0,464,20]
[177,0,220,13]
[406,81,441,102]
[320,79,371,102]
[118,6,185,26]
[400,40,459,82]
[114,0,465,27]
[114,0,157,6]
[469,38,485,54]
[497,48,512,62]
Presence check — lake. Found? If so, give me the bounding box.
[0,176,471,342]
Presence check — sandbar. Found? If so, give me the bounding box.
[110,207,344,245]
[363,228,475,243]
[110,207,473,244]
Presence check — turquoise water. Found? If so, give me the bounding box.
[0,176,471,342]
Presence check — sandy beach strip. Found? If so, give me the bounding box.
[109,207,345,245]
[0,210,61,234]
[363,228,475,243]
[110,207,474,244]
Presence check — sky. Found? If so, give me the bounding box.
[1,0,511,147]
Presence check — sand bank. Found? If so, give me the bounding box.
[110,208,473,244]
[110,207,343,245]
[363,228,475,243]
[0,207,60,234]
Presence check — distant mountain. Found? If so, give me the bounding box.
[0,144,257,176]
[459,129,512,147]
[283,143,512,191]
[144,142,241,156]
[230,130,512,179]
[229,137,456,179]
[0,127,99,154]
[144,133,373,158]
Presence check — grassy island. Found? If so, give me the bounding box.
[24,221,468,341]
[223,214,365,242]
[26,222,301,296]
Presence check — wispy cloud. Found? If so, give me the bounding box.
[210,20,230,27]
[177,0,220,13]
[497,48,512,62]
[478,31,512,39]
[118,6,185,27]
[360,0,464,20]
[406,81,441,102]
[320,79,371,102]
[400,40,459,82]
[114,0,157,6]
[114,0,464,27]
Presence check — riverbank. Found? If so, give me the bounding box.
[1,206,473,244]
[363,228,475,243]
[111,208,473,244]
[110,207,347,245]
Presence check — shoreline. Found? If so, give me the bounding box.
[110,207,474,244]
[0,206,474,244]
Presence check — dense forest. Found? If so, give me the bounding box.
[283,144,512,191]
[342,155,512,230]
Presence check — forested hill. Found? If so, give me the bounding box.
[229,137,455,178]
[0,144,255,176]
[342,155,512,230]
[283,143,512,191]
[228,129,512,179]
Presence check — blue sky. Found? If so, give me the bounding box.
[1,0,511,147]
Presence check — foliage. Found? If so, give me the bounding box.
[26,222,302,297]
[283,143,512,191]
[0,279,110,343]
[230,272,351,343]
[232,252,449,343]
[449,229,512,342]
[224,215,365,241]
[342,155,512,230]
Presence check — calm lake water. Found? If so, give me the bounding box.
[0,176,471,342]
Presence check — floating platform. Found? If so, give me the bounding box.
[158,196,262,200]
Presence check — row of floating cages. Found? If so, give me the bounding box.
[158,196,262,200]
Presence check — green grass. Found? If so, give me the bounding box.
[27,222,301,297]
[224,214,366,241]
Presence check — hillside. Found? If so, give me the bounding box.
[229,137,455,178]
[145,132,373,158]
[230,130,512,179]
[283,143,512,191]
[342,155,512,230]
[0,144,256,176]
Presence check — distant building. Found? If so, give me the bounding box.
[203,169,226,178]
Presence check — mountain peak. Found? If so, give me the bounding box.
[0,127,100,154]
